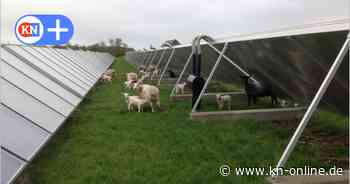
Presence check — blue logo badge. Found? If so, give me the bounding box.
[15,15,74,45]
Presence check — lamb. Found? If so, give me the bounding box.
[175,82,186,95]
[148,65,156,72]
[240,75,278,106]
[216,94,231,110]
[151,68,159,79]
[101,74,112,82]
[123,93,148,112]
[133,81,160,112]
[126,72,138,81]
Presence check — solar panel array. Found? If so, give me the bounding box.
[126,20,349,113]
[0,45,114,184]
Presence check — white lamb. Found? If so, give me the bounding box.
[123,93,148,112]
[101,74,112,82]
[175,82,186,95]
[126,72,138,81]
[216,94,231,110]
[133,81,160,112]
[151,69,159,79]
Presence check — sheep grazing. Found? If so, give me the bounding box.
[240,75,278,106]
[126,72,138,81]
[133,81,160,112]
[216,94,231,110]
[101,74,112,82]
[175,82,186,95]
[123,93,148,112]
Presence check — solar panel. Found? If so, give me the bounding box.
[0,45,114,184]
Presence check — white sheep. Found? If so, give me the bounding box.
[133,81,160,112]
[151,69,159,79]
[148,65,156,72]
[280,100,288,107]
[104,69,115,77]
[175,82,186,95]
[101,74,112,82]
[216,94,231,110]
[123,93,148,112]
[126,72,138,81]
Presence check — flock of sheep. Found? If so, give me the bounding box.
[100,64,299,113]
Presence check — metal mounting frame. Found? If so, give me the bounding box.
[273,31,350,177]
[157,48,176,85]
[170,50,193,97]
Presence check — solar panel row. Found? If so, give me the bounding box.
[0,45,114,184]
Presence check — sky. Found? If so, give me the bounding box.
[1,0,349,49]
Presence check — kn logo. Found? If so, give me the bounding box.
[15,15,74,45]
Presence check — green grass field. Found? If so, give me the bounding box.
[18,57,348,184]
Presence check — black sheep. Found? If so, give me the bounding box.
[240,75,278,106]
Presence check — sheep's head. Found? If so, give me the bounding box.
[216,94,223,102]
[133,80,143,91]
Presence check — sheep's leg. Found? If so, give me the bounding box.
[157,100,160,108]
[128,104,131,112]
[228,101,231,110]
[150,102,154,112]
[138,104,141,112]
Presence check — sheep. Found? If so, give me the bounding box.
[123,93,148,112]
[240,75,278,106]
[280,99,288,107]
[101,74,112,82]
[147,64,156,72]
[138,65,146,72]
[151,68,159,79]
[104,69,115,77]
[133,81,160,112]
[216,94,231,110]
[175,82,186,95]
[126,72,138,81]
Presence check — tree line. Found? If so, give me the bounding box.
[53,38,134,57]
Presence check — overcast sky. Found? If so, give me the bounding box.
[1,0,349,49]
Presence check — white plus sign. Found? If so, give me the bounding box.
[47,19,69,41]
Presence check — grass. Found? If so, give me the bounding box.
[18,57,348,184]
